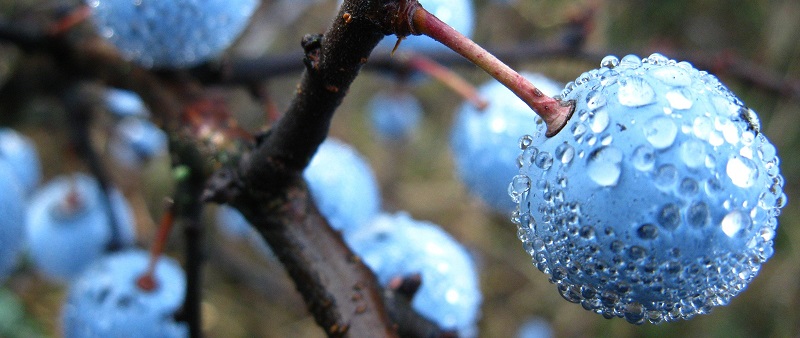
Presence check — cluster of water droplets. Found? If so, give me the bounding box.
[86,0,258,68]
[510,53,786,324]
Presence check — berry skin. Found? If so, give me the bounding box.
[86,0,258,69]
[104,88,150,117]
[0,162,26,281]
[303,138,380,236]
[450,73,563,214]
[109,117,168,168]
[62,249,187,338]
[368,90,424,142]
[511,54,786,323]
[0,128,42,194]
[26,173,137,282]
[348,212,482,337]
[376,0,475,54]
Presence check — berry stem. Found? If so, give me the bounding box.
[406,54,488,110]
[410,5,575,137]
[136,198,176,292]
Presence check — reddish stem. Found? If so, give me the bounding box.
[406,54,488,110]
[49,5,91,36]
[411,5,575,137]
[136,198,176,292]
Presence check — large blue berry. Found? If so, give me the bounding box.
[26,173,137,281]
[451,73,562,214]
[0,128,42,194]
[86,0,258,69]
[303,138,380,236]
[0,162,26,281]
[368,89,424,142]
[511,54,786,323]
[348,212,482,337]
[62,249,187,338]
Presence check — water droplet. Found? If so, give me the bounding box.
[680,139,706,168]
[586,146,623,187]
[644,116,678,149]
[738,107,761,133]
[665,88,693,110]
[618,76,655,107]
[579,226,595,239]
[571,123,587,140]
[508,175,531,202]
[555,143,575,165]
[619,54,642,69]
[632,145,656,171]
[693,116,712,140]
[721,210,751,237]
[679,178,699,196]
[519,135,534,150]
[647,53,669,65]
[726,155,758,188]
[658,203,681,230]
[654,165,678,189]
[589,109,610,133]
[586,90,607,111]
[601,55,619,68]
[687,201,709,227]
[649,66,692,87]
[709,131,725,147]
[535,152,554,170]
[637,224,659,239]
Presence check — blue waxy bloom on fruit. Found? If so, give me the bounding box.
[0,128,42,194]
[368,90,424,142]
[104,88,150,117]
[86,0,258,69]
[303,138,380,236]
[451,73,563,214]
[349,212,481,337]
[0,162,26,281]
[109,117,168,168]
[26,173,137,281]
[62,249,187,338]
[511,53,786,323]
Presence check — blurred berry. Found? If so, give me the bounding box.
[0,128,42,194]
[104,88,150,118]
[0,162,26,282]
[108,117,168,168]
[368,89,423,142]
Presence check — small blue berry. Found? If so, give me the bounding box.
[0,162,26,281]
[109,117,168,168]
[450,73,563,214]
[516,317,554,338]
[511,53,786,323]
[86,0,258,68]
[348,212,481,337]
[368,90,424,141]
[62,249,187,338]
[26,173,137,281]
[0,128,42,194]
[303,138,380,236]
[104,88,149,117]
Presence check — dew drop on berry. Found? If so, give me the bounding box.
[687,201,709,227]
[619,54,642,69]
[657,203,681,230]
[508,175,531,203]
[680,139,706,168]
[665,88,694,110]
[692,116,713,140]
[643,115,678,149]
[535,152,554,170]
[586,90,607,111]
[637,223,659,239]
[721,210,751,237]
[586,146,623,187]
[726,155,758,188]
[631,144,656,171]
[649,66,692,87]
[679,178,699,196]
[600,55,619,69]
[518,135,534,150]
[589,109,610,133]
[555,143,575,165]
[618,76,655,107]
[571,123,587,140]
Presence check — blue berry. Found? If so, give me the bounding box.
[348,212,481,337]
[516,317,554,338]
[26,173,137,281]
[368,90,423,141]
[109,117,168,168]
[0,162,26,281]
[450,73,563,214]
[62,249,187,338]
[376,0,475,54]
[104,88,149,117]
[86,0,258,68]
[511,54,786,323]
[0,128,42,194]
[303,138,380,236]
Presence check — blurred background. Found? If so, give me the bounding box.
[1,0,799,337]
